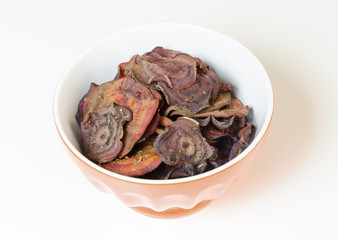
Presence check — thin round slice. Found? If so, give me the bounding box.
[122,46,203,90]
[101,145,162,177]
[154,117,216,166]
[82,77,161,157]
[81,104,132,163]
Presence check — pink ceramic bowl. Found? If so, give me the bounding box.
[53,23,273,217]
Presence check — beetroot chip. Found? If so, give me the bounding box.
[119,47,219,114]
[76,82,98,124]
[81,77,161,157]
[81,104,132,163]
[154,117,216,166]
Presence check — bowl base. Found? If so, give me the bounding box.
[130,200,211,219]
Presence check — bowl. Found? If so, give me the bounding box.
[53,23,274,217]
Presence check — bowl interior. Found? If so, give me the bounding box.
[54,23,273,182]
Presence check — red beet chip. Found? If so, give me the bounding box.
[199,92,231,113]
[157,70,219,114]
[169,161,195,179]
[190,98,249,118]
[201,116,245,140]
[76,82,98,124]
[119,47,219,114]
[81,104,132,163]
[238,123,256,146]
[228,141,246,160]
[102,145,162,177]
[218,82,233,92]
[154,117,217,166]
[80,77,161,157]
[121,46,202,90]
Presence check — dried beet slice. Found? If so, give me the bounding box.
[155,127,166,135]
[141,163,174,180]
[199,92,231,113]
[169,161,195,179]
[101,145,162,177]
[211,115,235,130]
[157,69,219,114]
[194,115,235,129]
[195,115,211,127]
[123,47,204,91]
[228,123,256,160]
[164,105,192,117]
[202,124,231,140]
[164,91,230,118]
[168,170,189,179]
[211,137,233,160]
[115,62,130,79]
[194,160,209,175]
[219,82,233,92]
[149,159,208,179]
[147,139,228,179]
[228,141,246,160]
[202,116,246,140]
[154,117,217,166]
[137,110,160,143]
[238,123,256,146]
[208,158,229,169]
[82,77,161,157]
[234,115,247,129]
[159,116,173,127]
[119,47,219,115]
[76,83,98,124]
[190,98,249,118]
[81,104,132,163]
[137,92,164,143]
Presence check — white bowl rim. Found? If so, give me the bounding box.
[53,22,274,185]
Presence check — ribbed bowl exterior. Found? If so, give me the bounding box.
[59,127,269,212]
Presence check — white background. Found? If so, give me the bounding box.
[1,0,338,239]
